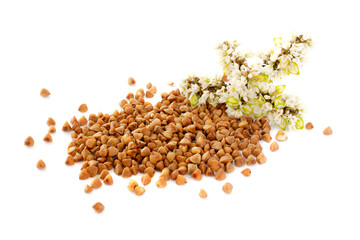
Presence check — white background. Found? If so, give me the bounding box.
[0,0,359,239]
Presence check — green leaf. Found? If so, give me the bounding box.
[241,104,253,115]
[278,117,288,130]
[274,97,285,109]
[286,61,300,75]
[226,96,240,109]
[275,85,286,95]
[189,93,199,107]
[295,117,304,129]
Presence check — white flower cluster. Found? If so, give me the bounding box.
[180,34,312,130]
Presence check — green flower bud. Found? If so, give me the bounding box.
[285,61,300,75]
[275,85,286,95]
[226,96,240,109]
[274,97,285,109]
[295,117,304,129]
[278,117,288,130]
[189,93,199,107]
[241,104,253,115]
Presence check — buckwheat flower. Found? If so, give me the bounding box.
[224,55,231,63]
[198,90,210,105]
[284,95,298,108]
[226,107,243,118]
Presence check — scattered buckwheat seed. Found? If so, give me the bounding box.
[103,174,113,185]
[241,168,251,177]
[222,182,233,194]
[141,174,151,186]
[127,179,138,191]
[199,189,208,198]
[43,133,53,142]
[47,117,56,126]
[48,126,56,133]
[134,186,145,196]
[128,77,136,85]
[323,126,333,135]
[40,88,50,97]
[84,184,92,193]
[91,177,102,189]
[270,141,279,152]
[78,104,88,113]
[305,122,314,130]
[24,136,34,146]
[275,130,288,141]
[36,160,46,169]
[92,202,104,213]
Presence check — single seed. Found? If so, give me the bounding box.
[167,82,174,86]
[40,88,50,97]
[191,169,202,181]
[43,133,53,142]
[47,117,56,126]
[189,153,201,164]
[91,177,102,189]
[78,103,88,113]
[323,126,333,135]
[262,133,272,143]
[146,90,154,98]
[175,175,187,185]
[215,168,226,181]
[84,184,92,193]
[65,156,75,166]
[146,82,152,89]
[134,186,145,196]
[62,121,72,131]
[199,189,208,198]
[128,77,136,85]
[103,174,113,185]
[36,160,46,169]
[149,86,157,94]
[92,202,104,213]
[24,136,34,146]
[270,141,279,152]
[48,126,56,133]
[241,168,251,177]
[305,122,314,130]
[79,169,90,180]
[275,130,288,141]
[100,169,109,180]
[256,153,267,164]
[78,116,88,126]
[156,177,167,188]
[127,179,138,191]
[141,174,151,186]
[222,182,233,194]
